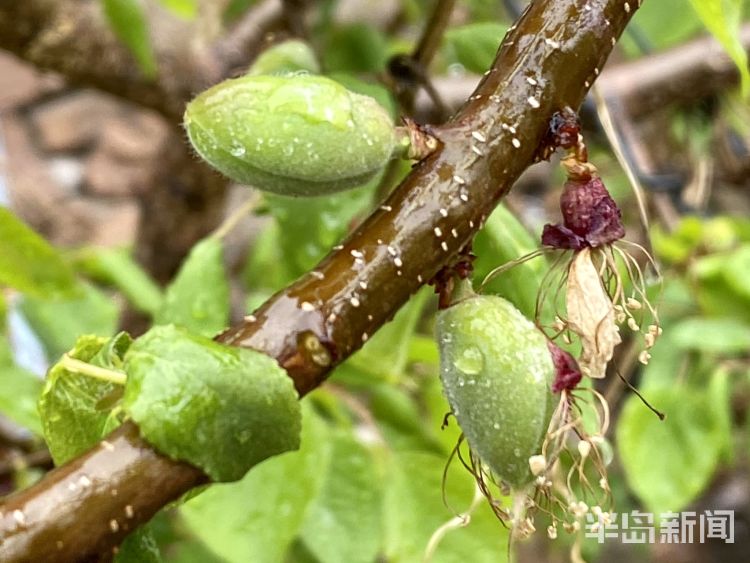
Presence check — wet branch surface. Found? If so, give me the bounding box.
[0,1,639,561]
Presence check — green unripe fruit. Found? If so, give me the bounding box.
[247,40,320,75]
[184,74,397,196]
[436,294,555,488]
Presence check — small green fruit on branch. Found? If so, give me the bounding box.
[437,287,555,489]
[184,74,401,196]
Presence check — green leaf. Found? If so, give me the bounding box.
[157,0,197,19]
[299,432,383,563]
[444,22,505,74]
[20,283,119,362]
[75,247,164,315]
[266,183,374,278]
[709,368,733,464]
[322,24,389,73]
[472,204,547,318]
[671,317,750,354]
[625,0,703,53]
[383,451,508,562]
[155,238,229,337]
[368,382,445,454]
[0,207,78,298]
[348,288,429,380]
[718,244,750,301]
[116,527,162,563]
[692,252,750,321]
[0,338,43,435]
[38,333,130,464]
[243,221,295,294]
[284,541,322,563]
[102,0,158,78]
[689,0,750,96]
[179,404,330,562]
[617,386,725,513]
[639,332,685,391]
[223,0,257,22]
[123,325,301,482]
[0,291,6,331]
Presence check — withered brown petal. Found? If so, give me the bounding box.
[565,248,621,378]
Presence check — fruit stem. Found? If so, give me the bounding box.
[448,278,476,306]
[393,119,440,161]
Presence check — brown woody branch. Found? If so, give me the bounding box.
[0,1,639,561]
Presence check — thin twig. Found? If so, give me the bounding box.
[390,0,456,116]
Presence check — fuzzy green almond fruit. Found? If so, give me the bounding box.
[436,293,555,488]
[184,74,397,196]
[247,40,320,75]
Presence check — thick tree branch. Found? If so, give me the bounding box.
[0,1,639,561]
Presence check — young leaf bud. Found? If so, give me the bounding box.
[247,40,320,76]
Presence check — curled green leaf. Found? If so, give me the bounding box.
[123,325,301,482]
[39,332,131,464]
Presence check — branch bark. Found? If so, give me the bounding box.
[0,1,640,560]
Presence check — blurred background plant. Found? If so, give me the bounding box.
[1,0,750,562]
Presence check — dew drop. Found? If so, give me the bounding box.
[230,143,246,157]
[454,346,484,375]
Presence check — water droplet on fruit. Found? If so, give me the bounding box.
[454,346,484,375]
[230,143,246,157]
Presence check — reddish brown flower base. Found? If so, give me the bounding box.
[542,163,625,250]
[548,341,583,392]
